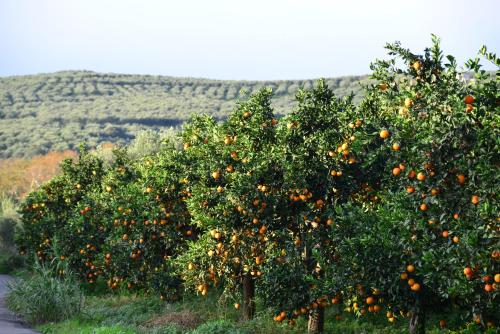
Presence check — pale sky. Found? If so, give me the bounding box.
[0,0,498,80]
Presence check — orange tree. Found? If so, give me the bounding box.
[176,89,285,320]
[93,145,194,299]
[256,80,375,333]
[17,146,106,281]
[322,37,499,333]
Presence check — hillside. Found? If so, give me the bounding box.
[0,71,367,158]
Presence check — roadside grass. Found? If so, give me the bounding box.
[33,287,476,334]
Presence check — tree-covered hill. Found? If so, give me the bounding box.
[0,71,367,158]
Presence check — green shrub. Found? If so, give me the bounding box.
[6,264,84,324]
[189,320,248,334]
[0,216,17,249]
[0,252,25,274]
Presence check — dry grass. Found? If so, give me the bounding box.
[144,309,204,330]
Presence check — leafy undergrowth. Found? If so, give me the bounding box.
[34,289,493,334]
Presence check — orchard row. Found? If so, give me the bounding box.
[18,38,499,333]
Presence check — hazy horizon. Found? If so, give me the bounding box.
[1,0,499,80]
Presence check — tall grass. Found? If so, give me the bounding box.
[6,261,84,324]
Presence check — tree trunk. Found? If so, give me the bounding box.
[303,241,324,333]
[241,275,255,321]
[409,307,425,334]
[308,307,325,333]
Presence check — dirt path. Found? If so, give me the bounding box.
[0,275,40,334]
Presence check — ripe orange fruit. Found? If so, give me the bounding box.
[373,304,382,312]
[412,60,423,71]
[439,320,446,329]
[420,203,428,211]
[453,213,459,220]
[212,171,221,179]
[392,167,401,176]
[408,170,416,179]
[484,284,493,292]
[392,142,401,151]
[326,218,334,226]
[380,129,390,139]
[404,98,414,108]
[494,274,500,283]
[366,296,375,305]
[463,267,473,276]
[379,83,388,91]
[456,174,466,184]
[430,188,439,196]
[407,264,415,273]
[465,104,474,112]
[400,272,408,280]
[453,236,459,243]
[234,303,240,310]
[406,186,415,194]
[471,195,479,205]
[411,283,421,291]
[224,136,232,145]
[408,278,415,286]
[416,172,426,181]
[442,230,449,238]
[464,95,475,104]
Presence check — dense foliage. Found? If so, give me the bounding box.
[0,71,366,159]
[16,39,499,333]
